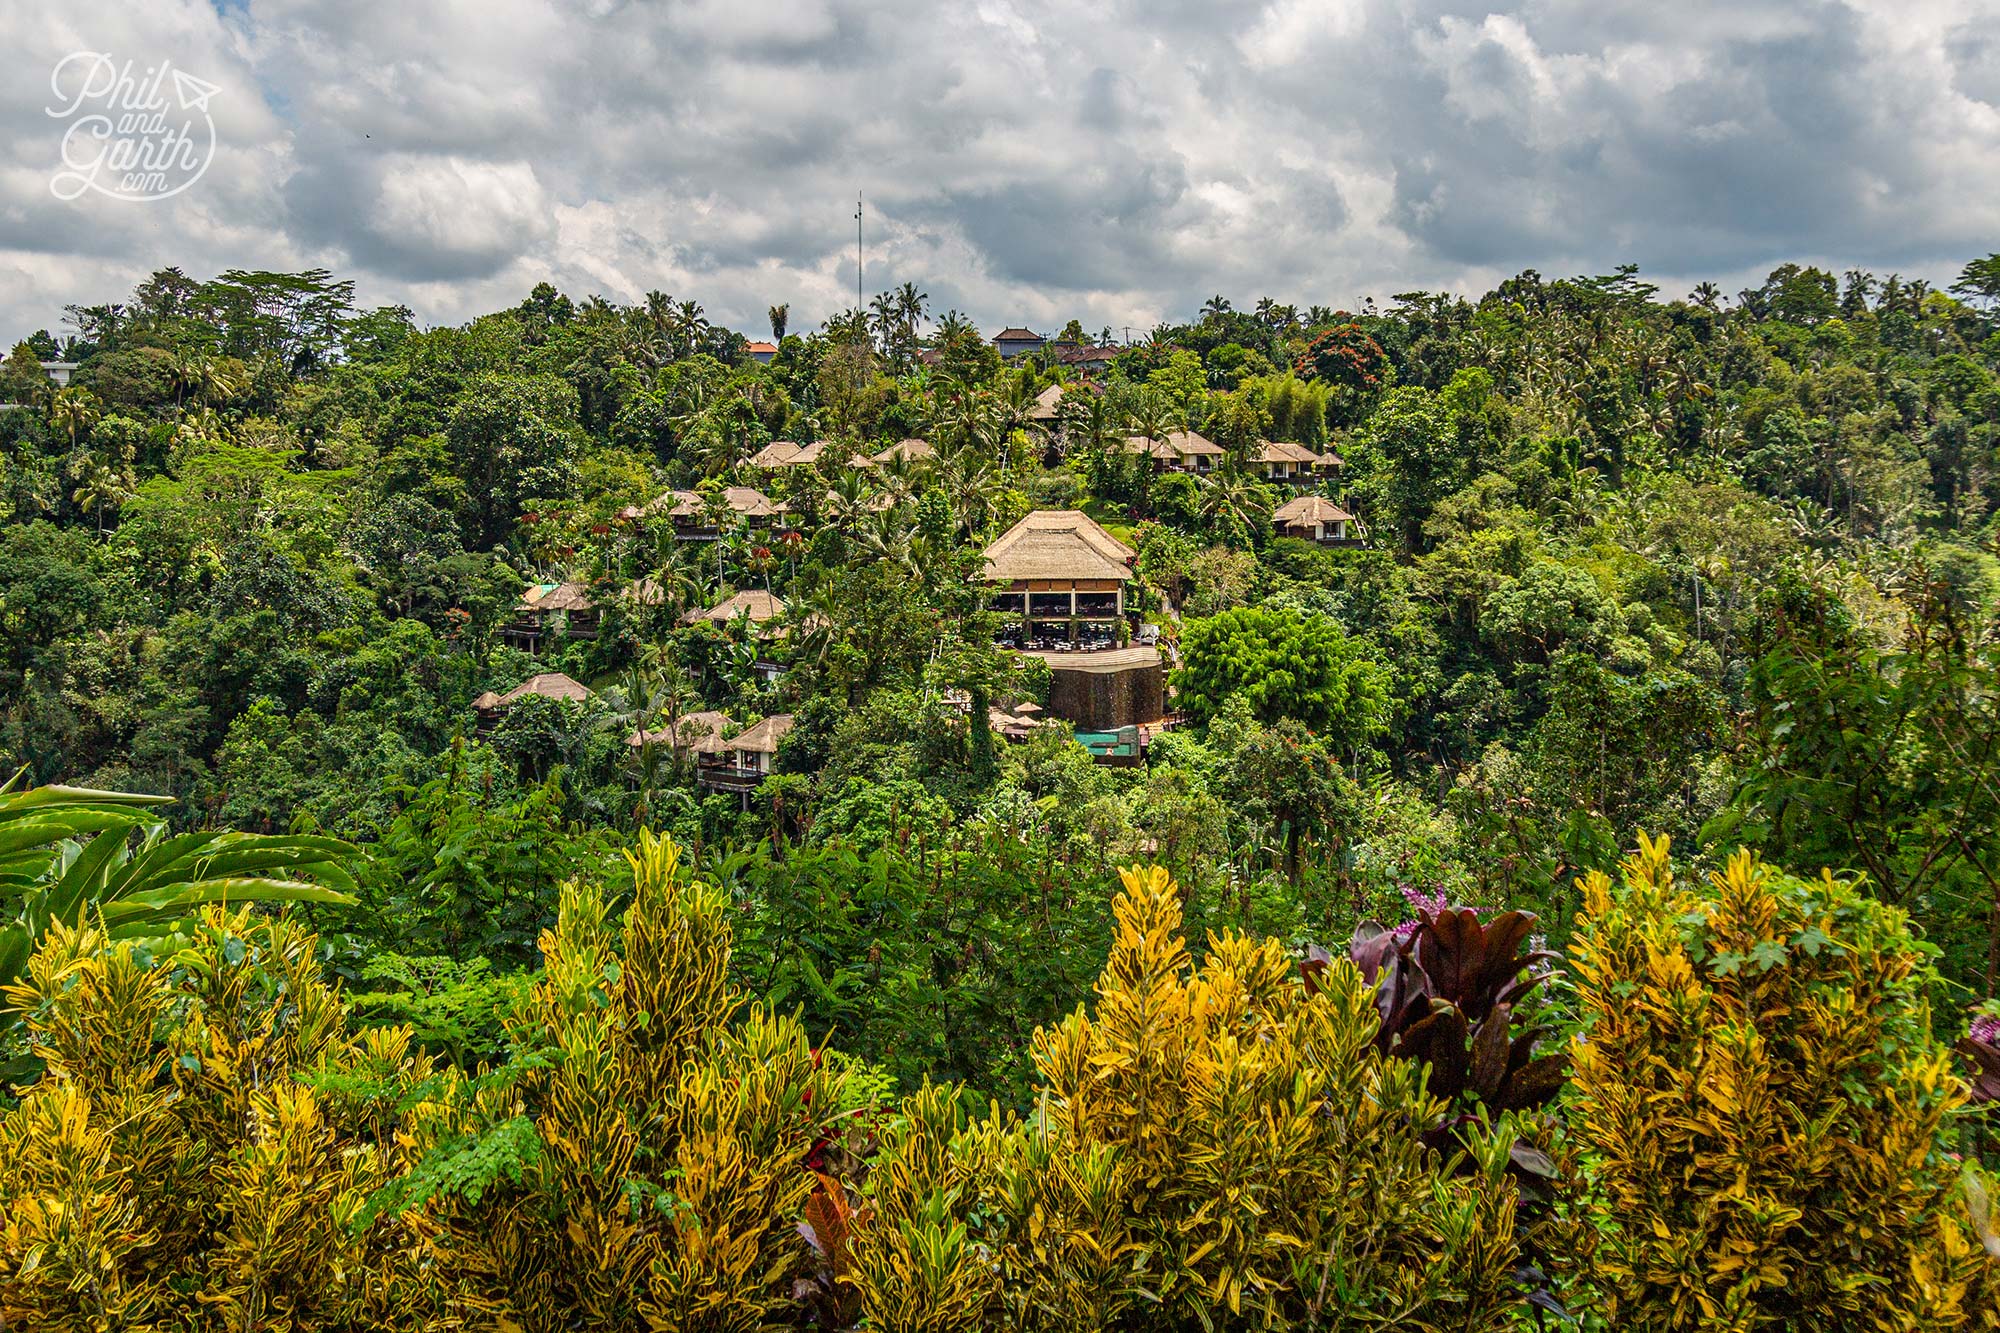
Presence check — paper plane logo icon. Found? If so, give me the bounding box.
[172,68,220,113]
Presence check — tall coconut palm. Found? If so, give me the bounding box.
[174,354,244,407]
[868,291,899,358]
[855,507,917,571]
[934,390,1001,462]
[875,450,926,506]
[1128,390,1175,452]
[644,539,705,625]
[767,303,789,342]
[895,281,929,362]
[1064,391,1119,466]
[671,299,709,359]
[822,470,877,534]
[47,386,99,452]
[942,450,1000,540]
[69,457,133,535]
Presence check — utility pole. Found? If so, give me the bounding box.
[855,193,864,314]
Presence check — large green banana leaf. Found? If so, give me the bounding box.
[0,772,358,1005]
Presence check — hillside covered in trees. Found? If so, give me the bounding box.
[3,257,2000,1328]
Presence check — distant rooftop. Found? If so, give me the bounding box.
[1274,494,1355,525]
[681,588,786,626]
[477,671,593,710]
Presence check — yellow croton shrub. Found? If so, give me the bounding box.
[1570,834,2000,1332]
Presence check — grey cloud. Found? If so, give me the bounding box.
[1947,23,2000,105]
[1,0,1996,342]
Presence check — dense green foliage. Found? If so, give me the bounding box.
[5,832,1997,1330]
[1175,604,1386,744]
[4,258,2000,1322]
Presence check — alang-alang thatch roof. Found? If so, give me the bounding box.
[980,510,1136,584]
[623,486,786,522]
[1273,495,1355,526]
[627,709,734,753]
[680,589,786,626]
[727,713,794,755]
[518,581,596,614]
[477,671,594,711]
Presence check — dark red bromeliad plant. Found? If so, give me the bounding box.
[1308,897,1575,1318]
[1307,902,1568,1141]
[1299,897,1577,1319]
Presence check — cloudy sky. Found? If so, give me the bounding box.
[2,0,1996,344]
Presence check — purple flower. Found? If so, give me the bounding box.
[1970,1014,2000,1046]
[1393,884,1449,940]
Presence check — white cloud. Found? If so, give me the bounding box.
[0,0,1994,343]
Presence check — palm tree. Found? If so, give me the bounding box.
[645,289,675,330]
[643,539,704,625]
[822,470,877,534]
[1198,467,1272,546]
[70,457,133,535]
[768,303,789,342]
[934,389,1001,461]
[933,309,973,343]
[942,451,1000,539]
[855,508,916,571]
[1128,390,1175,450]
[172,353,244,408]
[895,281,929,358]
[671,300,708,359]
[699,489,737,587]
[47,386,99,451]
[171,405,228,452]
[868,291,898,358]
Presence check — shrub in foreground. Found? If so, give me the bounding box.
[1570,835,2000,1330]
[850,863,1528,1331]
[405,829,853,1331]
[0,909,461,1330]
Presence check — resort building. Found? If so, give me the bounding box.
[473,671,593,732]
[981,510,1168,736]
[503,582,600,650]
[1124,430,1226,474]
[981,509,1135,650]
[621,486,787,538]
[697,713,795,797]
[1254,440,1329,484]
[1027,383,1064,423]
[1058,344,1120,375]
[627,709,734,761]
[1273,495,1364,545]
[680,588,786,629]
[992,327,1046,358]
[870,438,935,465]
